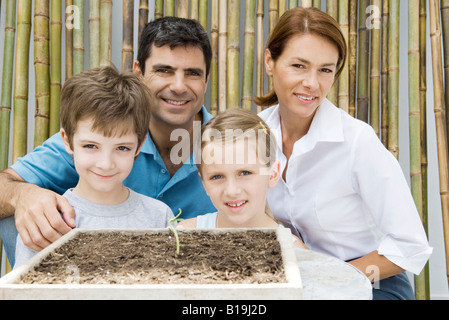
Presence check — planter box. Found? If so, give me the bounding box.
[0,228,302,300]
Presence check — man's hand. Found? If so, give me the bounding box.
[0,169,76,251]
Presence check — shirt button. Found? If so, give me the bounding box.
[159,194,164,198]
[161,169,166,174]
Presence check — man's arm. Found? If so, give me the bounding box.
[0,168,76,251]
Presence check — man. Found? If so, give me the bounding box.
[0,17,215,266]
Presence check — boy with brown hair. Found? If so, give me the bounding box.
[14,66,174,268]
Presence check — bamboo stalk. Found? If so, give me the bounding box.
[256,0,264,113]
[13,0,32,162]
[326,0,338,105]
[242,0,256,111]
[227,0,240,110]
[268,0,278,92]
[312,0,321,9]
[357,0,369,122]
[442,0,449,139]
[388,0,400,159]
[65,0,73,80]
[419,0,430,299]
[279,0,287,17]
[89,0,101,69]
[177,0,189,18]
[154,0,163,20]
[408,0,428,300]
[210,0,219,115]
[338,0,349,113]
[72,0,84,75]
[409,0,425,300]
[348,0,357,118]
[65,0,73,79]
[218,0,227,112]
[34,0,50,147]
[289,0,298,9]
[122,0,134,72]
[100,0,112,66]
[165,0,175,17]
[370,0,381,136]
[429,0,449,287]
[381,0,389,146]
[139,0,149,41]
[191,0,199,20]
[302,0,312,8]
[0,0,16,171]
[199,0,208,29]
[49,0,62,135]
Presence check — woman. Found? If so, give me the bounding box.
[256,7,432,300]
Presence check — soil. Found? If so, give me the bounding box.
[19,230,287,285]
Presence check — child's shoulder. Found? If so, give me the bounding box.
[130,189,171,212]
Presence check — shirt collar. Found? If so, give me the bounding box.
[140,106,213,156]
[262,99,344,156]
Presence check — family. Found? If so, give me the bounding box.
[0,7,432,300]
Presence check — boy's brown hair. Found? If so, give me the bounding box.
[60,65,151,150]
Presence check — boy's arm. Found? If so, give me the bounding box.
[0,168,76,251]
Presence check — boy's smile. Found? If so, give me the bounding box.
[61,118,142,205]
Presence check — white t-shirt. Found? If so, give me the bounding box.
[259,99,432,275]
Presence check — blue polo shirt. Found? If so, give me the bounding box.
[11,107,216,219]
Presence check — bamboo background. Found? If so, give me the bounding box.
[0,0,448,299]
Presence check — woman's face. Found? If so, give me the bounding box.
[265,34,339,121]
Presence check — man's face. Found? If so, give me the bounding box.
[134,45,209,129]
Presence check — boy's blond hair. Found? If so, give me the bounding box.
[60,65,151,150]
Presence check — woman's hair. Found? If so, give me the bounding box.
[197,108,278,220]
[60,65,151,150]
[255,7,347,107]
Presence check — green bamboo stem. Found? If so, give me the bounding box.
[34,0,51,147]
[165,0,175,17]
[370,0,381,136]
[49,0,62,135]
[279,0,287,17]
[100,0,112,66]
[13,0,32,162]
[289,0,298,9]
[191,0,199,20]
[388,0,400,159]
[410,0,429,300]
[154,0,163,19]
[0,0,16,171]
[268,0,278,92]
[242,0,256,111]
[199,0,208,29]
[357,0,369,122]
[419,0,430,299]
[122,0,134,72]
[89,0,101,69]
[326,0,338,105]
[338,0,349,113]
[72,0,84,75]
[255,0,264,113]
[139,0,149,42]
[218,0,227,112]
[381,0,389,147]
[210,0,219,115]
[348,0,357,118]
[301,0,312,8]
[65,0,73,80]
[177,0,189,18]
[430,0,449,288]
[227,0,240,110]
[442,0,449,139]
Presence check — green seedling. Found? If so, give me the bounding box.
[168,208,184,255]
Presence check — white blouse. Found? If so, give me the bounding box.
[259,99,432,275]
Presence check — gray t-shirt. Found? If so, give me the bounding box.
[14,188,174,268]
